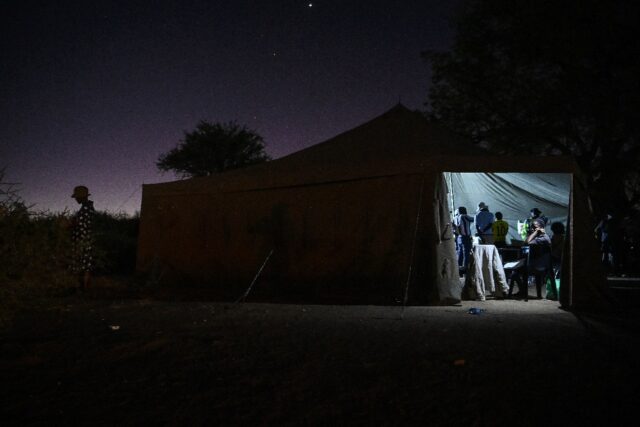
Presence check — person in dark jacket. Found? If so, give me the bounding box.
[525,218,552,299]
[525,208,548,236]
[594,213,622,276]
[453,206,474,274]
[474,202,494,244]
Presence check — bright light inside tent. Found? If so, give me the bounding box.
[444,172,571,244]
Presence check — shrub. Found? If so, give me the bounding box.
[0,200,76,326]
[1,170,140,326]
[93,211,139,276]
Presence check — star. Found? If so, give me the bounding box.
[308,3,313,7]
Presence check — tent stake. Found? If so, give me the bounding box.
[235,249,274,303]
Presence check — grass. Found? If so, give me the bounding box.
[0,194,139,328]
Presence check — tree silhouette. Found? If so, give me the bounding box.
[157,121,270,178]
[424,0,640,216]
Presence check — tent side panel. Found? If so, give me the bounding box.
[405,172,461,305]
[564,175,611,310]
[432,172,462,303]
[138,175,425,303]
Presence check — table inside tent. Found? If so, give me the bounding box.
[463,244,509,301]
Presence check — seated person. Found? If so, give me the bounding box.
[525,218,552,299]
[525,207,549,236]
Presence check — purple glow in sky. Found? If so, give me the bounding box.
[1,1,459,214]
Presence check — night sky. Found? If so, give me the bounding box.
[2,1,459,214]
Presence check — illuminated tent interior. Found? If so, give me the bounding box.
[137,105,609,309]
[447,172,571,243]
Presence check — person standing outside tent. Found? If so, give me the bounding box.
[453,206,474,274]
[492,212,509,248]
[594,212,620,276]
[70,185,95,292]
[474,202,494,244]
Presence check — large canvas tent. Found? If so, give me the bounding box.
[137,105,609,309]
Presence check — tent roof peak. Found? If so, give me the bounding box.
[388,102,411,112]
[377,102,417,119]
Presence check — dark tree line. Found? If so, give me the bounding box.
[424,0,640,218]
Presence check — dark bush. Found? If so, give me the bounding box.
[1,171,140,326]
[93,211,139,276]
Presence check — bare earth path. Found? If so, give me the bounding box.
[1,295,638,426]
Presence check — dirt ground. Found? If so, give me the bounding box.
[1,288,639,426]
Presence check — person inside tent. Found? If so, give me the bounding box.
[525,208,548,236]
[525,218,552,299]
[492,211,509,248]
[474,202,494,244]
[548,222,566,300]
[453,206,474,275]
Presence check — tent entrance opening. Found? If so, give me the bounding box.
[446,172,571,301]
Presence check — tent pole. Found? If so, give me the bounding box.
[402,174,427,313]
[447,172,455,219]
[235,249,274,303]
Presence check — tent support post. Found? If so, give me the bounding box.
[235,249,274,303]
[402,174,426,312]
[446,172,455,220]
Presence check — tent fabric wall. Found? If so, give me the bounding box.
[137,105,609,309]
[139,172,428,303]
[560,175,611,310]
[432,173,463,303]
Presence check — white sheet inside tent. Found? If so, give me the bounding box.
[447,173,571,242]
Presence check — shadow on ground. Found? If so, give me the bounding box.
[1,283,639,426]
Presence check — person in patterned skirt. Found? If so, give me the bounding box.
[71,185,95,291]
